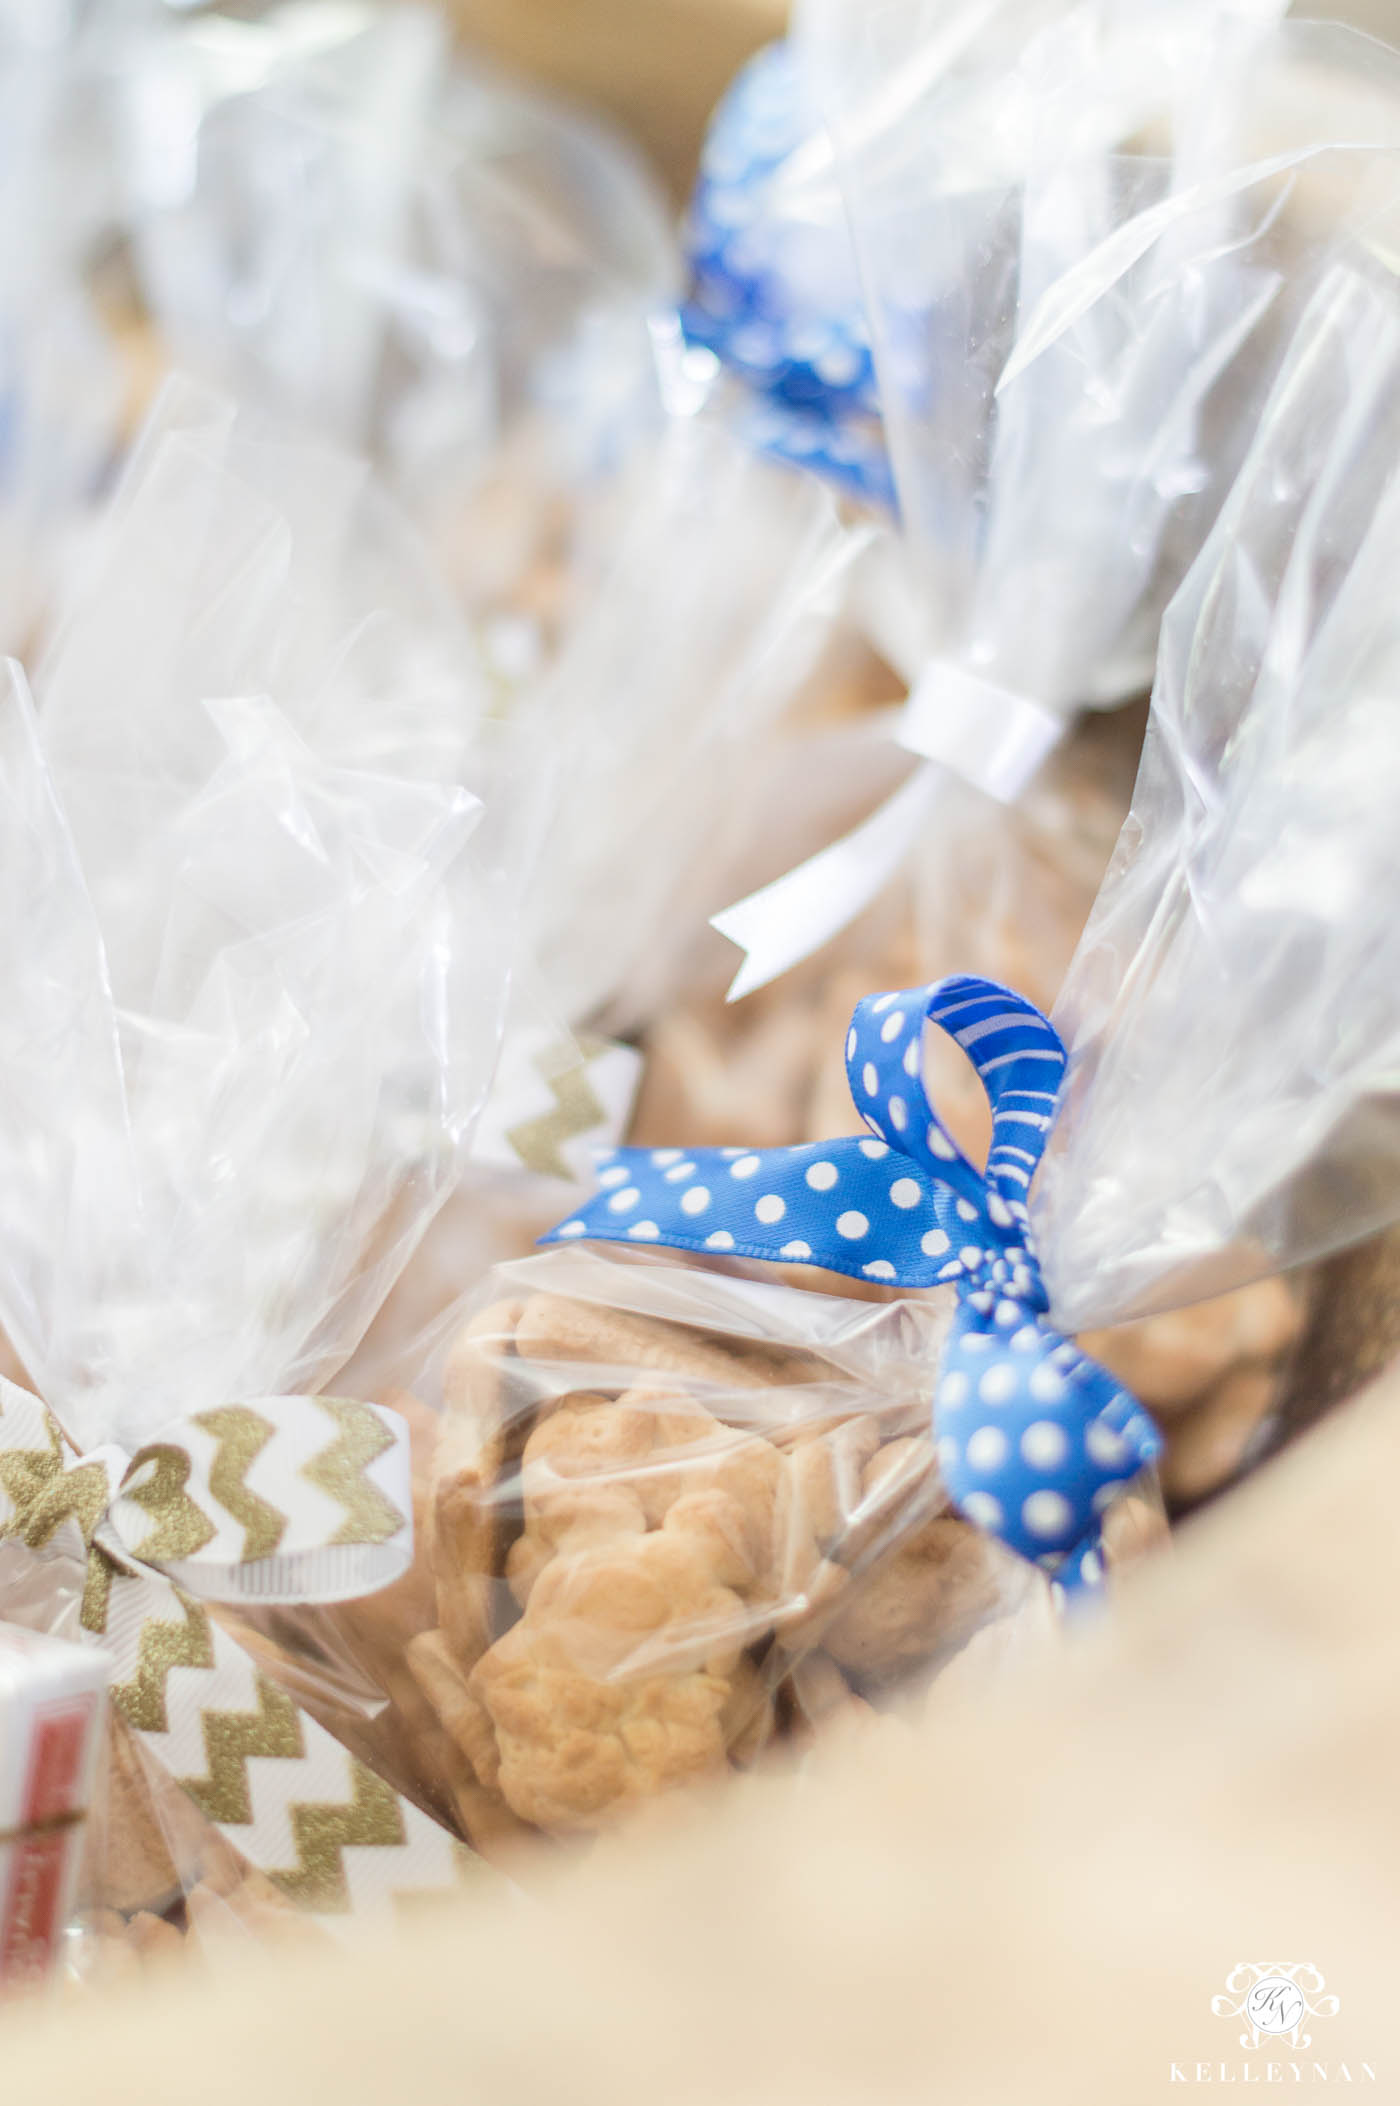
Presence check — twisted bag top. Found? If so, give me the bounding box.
[545,976,1161,1588]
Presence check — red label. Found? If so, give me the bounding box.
[0,1831,70,1986]
[0,1691,96,1985]
[24,1697,96,1826]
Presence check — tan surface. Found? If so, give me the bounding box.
[1313,0,1400,34]
[446,0,785,196]
[4,1335,1395,2097]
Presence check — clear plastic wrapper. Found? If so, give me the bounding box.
[342,417,877,1373]
[831,5,1400,704]
[0,0,680,662]
[0,0,129,652]
[121,0,680,651]
[36,375,502,796]
[0,381,521,1969]
[1039,245,1400,1334]
[515,412,873,1037]
[705,5,1400,992]
[16,383,521,1443]
[630,702,1142,1161]
[270,1244,1076,1854]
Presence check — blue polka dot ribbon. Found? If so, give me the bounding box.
[543,975,1161,1590]
[684,40,893,509]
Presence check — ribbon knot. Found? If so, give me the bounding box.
[0,1386,414,1621]
[0,1377,466,1920]
[545,974,1161,1588]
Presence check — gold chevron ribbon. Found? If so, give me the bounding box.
[191,1405,283,1562]
[301,1397,402,1550]
[100,1392,413,1604]
[505,1041,611,1180]
[0,1379,470,1921]
[476,1026,640,1182]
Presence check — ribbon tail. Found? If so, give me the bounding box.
[710,668,1062,1004]
[95,1547,473,1923]
[710,762,944,999]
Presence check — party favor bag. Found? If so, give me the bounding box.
[272,1239,1063,1856]
[316,242,1400,1856]
[0,380,519,1975]
[1040,247,1400,1338]
[710,4,1400,990]
[120,0,678,657]
[273,971,1170,1859]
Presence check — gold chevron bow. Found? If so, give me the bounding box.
[0,1379,471,1920]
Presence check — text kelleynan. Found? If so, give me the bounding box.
[1169,2065,1377,2085]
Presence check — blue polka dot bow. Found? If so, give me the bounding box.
[684,41,894,508]
[544,976,1161,1590]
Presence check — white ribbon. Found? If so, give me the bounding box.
[710,763,943,1000]
[710,660,1066,998]
[897,661,1064,797]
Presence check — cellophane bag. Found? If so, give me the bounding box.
[0,379,522,1984]
[639,698,1313,1519]
[0,0,129,655]
[340,412,877,1382]
[264,948,1213,1862]
[1039,242,1400,1360]
[685,14,1400,1489]
[829,2,1400,710]
[692,5,1400,1009]
[261,1243,1080,1859]
[119,0,679,662]
[516,413,873,1040]
[0,0,680,671]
